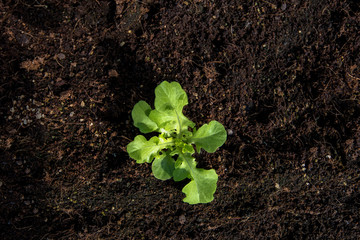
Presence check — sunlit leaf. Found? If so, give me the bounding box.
[179,153,218,204]
[152,153,175,180]
[127,135,162,163]
[131,101,158,133]
[190,120,227,153]
[154,81,188,113]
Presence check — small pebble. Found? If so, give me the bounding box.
[57,53,66,60]
[36,112,42,119]
[227,129,234,136]
[16,33,30,46]
[179,215,186,224]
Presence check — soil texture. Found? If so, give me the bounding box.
[1,0,360,239]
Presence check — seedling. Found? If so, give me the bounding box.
[127,81,227,204]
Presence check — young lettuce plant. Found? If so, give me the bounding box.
[127,81,227,204]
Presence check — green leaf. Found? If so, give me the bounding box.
[190,120,227,153]
[127,135,162,163]
[173,158,190,181]
[149,109,195,134]
[154,81,188,113]
[132,101,158,133]
[179,153,218,204]
[152,154,175,180]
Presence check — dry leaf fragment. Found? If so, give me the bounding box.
[20,57,45,71]
[109,69,119,77]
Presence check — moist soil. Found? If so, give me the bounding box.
[1,0,360,239]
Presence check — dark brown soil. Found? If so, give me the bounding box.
[1,0,359,239]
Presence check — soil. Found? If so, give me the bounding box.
[1,0,359,239]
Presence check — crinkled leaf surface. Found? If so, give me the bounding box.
[149,109,195,134]
[152,154,175,180]
[190,120,227,153]
[132,101,158,133]
[154,81,188,113]
[179,153,218,204]
[173,158,190,181]
[126,135,162,163]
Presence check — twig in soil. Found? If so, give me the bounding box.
[347,72,360,80]
[120,135,132,142]
[54,57,64,68]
